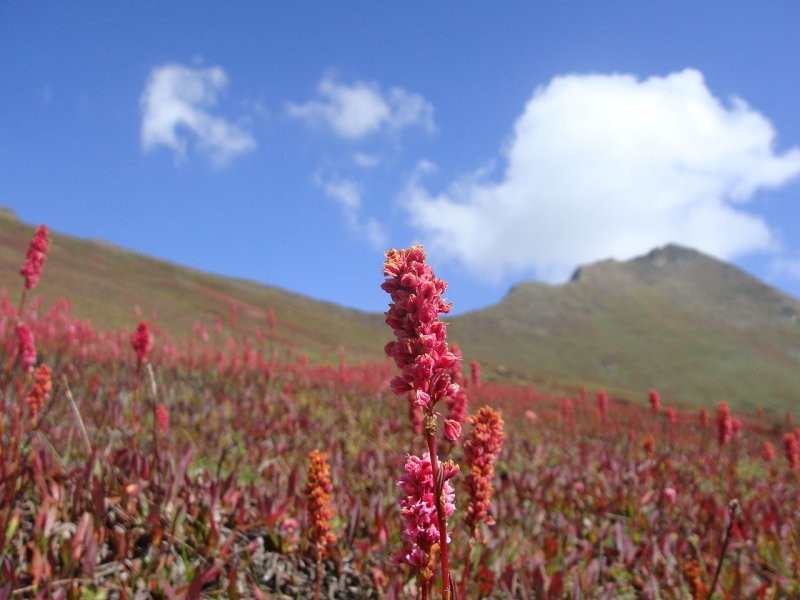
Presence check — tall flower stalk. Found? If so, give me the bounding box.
[382,245,460,600]
[460,406,505,596]
[2,225,49,395]
[18,224,50,311]
[305,449,336,600]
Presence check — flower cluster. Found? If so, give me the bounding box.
[682,559,709,600]
[305,449,336,556]
[25,363,51,417]
[397,453,458,571]
[20,224,49,291]
[783,432,799,470]
[643,434,656,459]
[731,417,742,438]
[717,401,732,447]
[648,389,660,412]
[445,343,468,427]
[470,360,481,387]
[382,246,459,415]
[130,321,153,365]
[597,390,608,416]
[155,404,169,434]
[463,406,505,535]
[762,441,776,462]
[16,322,36,373]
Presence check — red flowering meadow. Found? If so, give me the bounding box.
[0,228,798,598]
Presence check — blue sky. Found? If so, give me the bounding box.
[2,3,800,314]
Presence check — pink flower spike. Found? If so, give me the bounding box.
[649,389,660,412]
[130,321,154,365]
[20,225,49,291]
[155,404,169,433]
[15,322,36,373]
[396,452,457,567]
[382,246,457,420]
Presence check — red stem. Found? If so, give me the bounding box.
[459,539,473,599]
[425,427,451,600]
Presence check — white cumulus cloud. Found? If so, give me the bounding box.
[288,75,435,139]
[141,63,256,166]
[404,69,800,282]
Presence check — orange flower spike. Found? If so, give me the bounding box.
[305,449,336,556]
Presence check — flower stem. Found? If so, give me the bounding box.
[710,499,739,596]
[425,427,451,600]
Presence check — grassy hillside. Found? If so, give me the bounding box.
[4,211,800,413]
[0,211,387,364]
[449,245,800,415]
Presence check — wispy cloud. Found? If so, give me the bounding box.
[770,256,800,281]
[140,63,256,167]
[288,75,435,140]
[316,175,387,248]
[404,69,800,281]
[353,152,381,168]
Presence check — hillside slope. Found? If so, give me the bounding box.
[450,245,800,413]
[4,211,799,413]
[0,211,387,363]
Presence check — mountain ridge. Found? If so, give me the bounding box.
[449,243,800,414]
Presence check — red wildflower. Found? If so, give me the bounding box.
[305,449,336,557]
[15,322,36,373]
[445,343,468,426]
[784,432,799,470]
[561,397,574,421]
[463,406,505,536]
[130,321,153,366]
[382,246,459,415]
[20,224,49,291]
[25,363,51,417]
[470,359,481,387]
[643,434,655,459]
[762,441,776,462]
[666,406,677,425]
[476,563,495,596]
[597,390,608,415]
[683,559,709,600]
[397,452,458,571]
[649,389,660,412]
[717,402,732,447]
[155,404,169,434]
